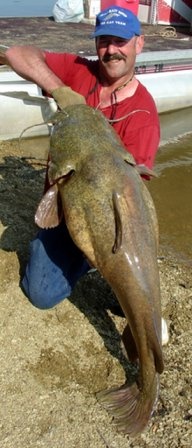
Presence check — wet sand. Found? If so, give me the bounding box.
[0,137,192,448]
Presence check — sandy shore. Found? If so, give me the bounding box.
[0,16,191,54]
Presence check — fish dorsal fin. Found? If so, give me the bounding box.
[123,151,136,167]
[112,191,123,253]
[35,184,62,229]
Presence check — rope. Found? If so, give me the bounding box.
[145,25,177,39]
[108,109,150,124]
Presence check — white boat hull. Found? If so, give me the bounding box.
[138,69,192,114]
[0,68,57,140]
[136,49,192,114]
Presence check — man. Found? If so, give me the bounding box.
[3,6,160,309]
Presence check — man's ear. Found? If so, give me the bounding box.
[135,35,145,55]
[95,37,99,51]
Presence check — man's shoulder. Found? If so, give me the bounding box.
[45,51,99,77]
[136,81,153,98]
[53,52,99,67]
[135,81,158,110]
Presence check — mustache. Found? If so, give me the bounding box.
[102,53,126,63]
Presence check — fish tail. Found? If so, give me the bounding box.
[96,372,159,437]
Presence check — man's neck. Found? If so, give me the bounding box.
[100,69,134,87]
[99,74,138,108]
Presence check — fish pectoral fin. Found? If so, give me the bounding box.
[48,161,76,183]
[35,184,62,229]
[136,164,158,178]
[112,191,123,253]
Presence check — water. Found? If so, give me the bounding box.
[0,0,56,17]
[148,131,192,264]
[160,107,192,148]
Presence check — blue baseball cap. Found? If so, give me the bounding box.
[91,6,141,39]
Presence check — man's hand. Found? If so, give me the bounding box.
[51,86,86,109]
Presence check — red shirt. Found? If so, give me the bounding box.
[45,52,160,169]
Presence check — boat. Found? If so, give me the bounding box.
[135,49,192,114]
[0,65,57,140]
[0,49,192,140]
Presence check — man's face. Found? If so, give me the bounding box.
[96,35,144,82]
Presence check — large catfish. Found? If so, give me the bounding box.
[35,104,164,436]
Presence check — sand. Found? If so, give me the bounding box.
[0,139,191,447]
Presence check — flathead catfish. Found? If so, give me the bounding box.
[35,104,164,436]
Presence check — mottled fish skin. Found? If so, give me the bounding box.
[35,104,164,436]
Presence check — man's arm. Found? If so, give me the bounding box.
[5,45,63,93]
[4,45,85,108]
